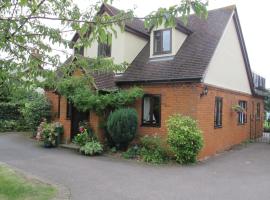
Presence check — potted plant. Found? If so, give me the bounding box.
[232,105,245,113]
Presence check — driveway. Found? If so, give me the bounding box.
[0,133,270,200]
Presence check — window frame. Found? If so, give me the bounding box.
[238,100,247,125]
[214,97,223,128]
[153,28,172,55]
[256,103,261,120]
[74,46,84,56]
[141,94,161,127]
[97,35,111,58]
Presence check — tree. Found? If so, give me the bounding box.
[0,0,208,84]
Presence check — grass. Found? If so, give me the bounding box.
[0,165,57,200]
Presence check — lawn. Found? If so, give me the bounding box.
[0,165,56,200]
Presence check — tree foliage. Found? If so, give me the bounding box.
[0,0,208,84]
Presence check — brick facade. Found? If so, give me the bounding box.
[45,82,264,159]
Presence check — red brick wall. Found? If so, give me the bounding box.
[123,83,264,159]
[46,82,264,159]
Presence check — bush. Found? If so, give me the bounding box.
[139,135,168,164]
[37,121,63,148]
[79,141,103,156]
[122,145,140,159]
[0,102,21,120]
[107,108,138,149]
[20,94,51,132]
[73,130,89,146]
[167,114,203,164]
[264,121,270,132]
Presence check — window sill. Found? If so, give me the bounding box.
[237,123,245,126]
[214,125,222,129]
[141,124,161,128]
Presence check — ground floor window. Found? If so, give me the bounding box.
[256,103,261,120]
[142,94,161,127]
[214,97,223,128]
[238,101,247,124]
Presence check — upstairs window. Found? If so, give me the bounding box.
[214,97,223,128]
[153,29,172,55]
[98,35,111,57]
[238,101,247,124]
[142,94,161,127]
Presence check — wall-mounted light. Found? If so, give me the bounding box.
[200,86,208,98]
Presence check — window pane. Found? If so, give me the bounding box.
[214,97,222,127]
[142,95,161,126]
[162,30,171,52]
[143,97,151,123]
[154,31,162,53]
[152,96,161,125]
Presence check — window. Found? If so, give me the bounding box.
[256,103,261,120]
[238,101,247,124]
[66,99,72,119]
[98,35,111,57]
[74,46,84,56]
[153,29,172,55]
[142,94,161,126]
[214,97,223,128]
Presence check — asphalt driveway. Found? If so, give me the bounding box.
[0,133,270,200]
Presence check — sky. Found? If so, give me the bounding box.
[72,0,270,87]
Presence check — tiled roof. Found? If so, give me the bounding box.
[57,56,117,91]
[116,6,236,83]
[102,3,149,38]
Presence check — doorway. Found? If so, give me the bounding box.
[70,105,89,139]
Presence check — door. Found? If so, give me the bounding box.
[71,105,89,139]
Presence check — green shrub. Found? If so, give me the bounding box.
[264,121,270,132]
[139,135,168,164]
[122,145,140,159]
[73,130,89,147]
[0,102,21,120]
[79,141,103,156]
[42,123,57,147]
[107,108,138,149]
[20,94,51,132]
[167,114,203,164]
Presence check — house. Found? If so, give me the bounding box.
[46,4,266,159]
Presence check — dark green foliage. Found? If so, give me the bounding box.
[0,102,29,132]
[122,145,140,159]
[0,102,21,120]
[264,121,270,133]
[20,94,51,132]
[107,108,138,149]
[167,114,203,164]
[139,135,168,164]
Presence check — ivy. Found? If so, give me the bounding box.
[56,75,143,115]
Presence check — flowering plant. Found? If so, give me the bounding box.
[36,121,63,147]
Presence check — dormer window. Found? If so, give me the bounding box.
[98,35,111,57]
[153,28,172,55]
[74,46,84,56]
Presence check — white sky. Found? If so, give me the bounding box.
[72,0,270,87]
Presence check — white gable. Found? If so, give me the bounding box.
[203,14,251,94]
[84,25,147,64]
